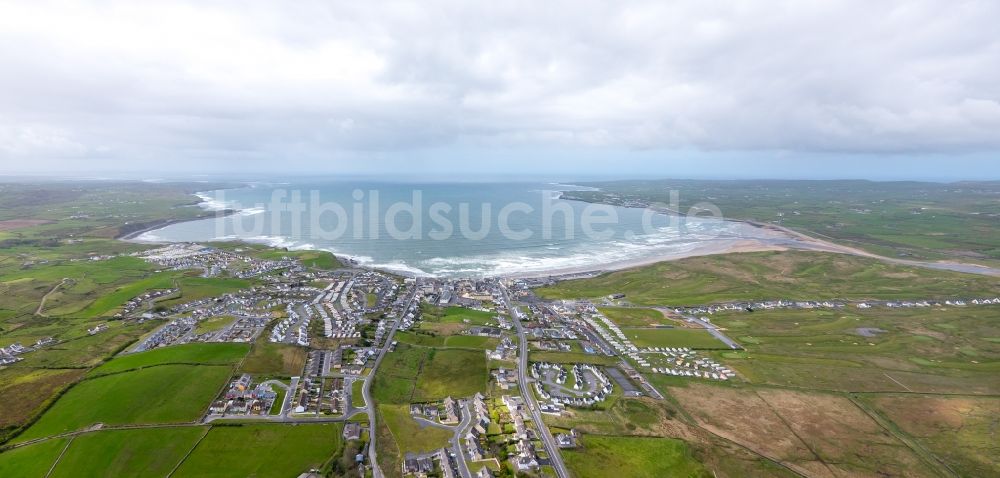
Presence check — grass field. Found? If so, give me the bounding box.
[708,307,1000,393]
[7,321,157,369]
[372,344,426,404]
[422,305,497,325]
[194,315,236,335]
[238,341,307,377]
[411,348,489,401]
[536,251,1000,305]
[378,404,452,454]
[89,342,249,377]
[599,307,671,327]
[171,424,341,478]
[394,330,448,347]
[0,437,68,477]
[16,365,232,442]
[351,379,365,408]
[622,328,727,349]
[862,394,1000,477]
[49,427,208,478]
[443,335,499,349]
[563,435,709,478]
[529,350,620,366]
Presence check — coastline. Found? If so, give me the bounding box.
[118,209,237,241]
[122,188,1000,279]
[503,239,788,279]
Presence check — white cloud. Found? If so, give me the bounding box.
[0,0,998,172]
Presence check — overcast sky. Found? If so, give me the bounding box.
[1,0,999,180]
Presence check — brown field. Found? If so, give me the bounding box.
[669,383,937,478]
[867,395,1000,477]
[0,368,85,433]
[755,389,934,477]
[0,219,52,231]
[543,397,801,478]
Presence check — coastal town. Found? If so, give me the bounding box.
[64,240,999,478]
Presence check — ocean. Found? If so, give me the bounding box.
[136,181,794,277]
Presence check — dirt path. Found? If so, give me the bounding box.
[36,278,70,317]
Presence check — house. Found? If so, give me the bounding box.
[232,373,252,392]
[466,435,485,461]
[442,397,460,424]
[556,432,577,448]
[475,467,494,478]
[343,422,362,440]
[402,456,435,477]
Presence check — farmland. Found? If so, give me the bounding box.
[563,435,709,478]
[0,437,69,477]
[15,364,232,442]
[171,424,342,478]
[598,307,671,327]
[89,342,249,377]
[49,427,208,478]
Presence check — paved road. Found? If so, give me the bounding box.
[365,282,418,478]
[450,401,474,478]
[501,284,569,478]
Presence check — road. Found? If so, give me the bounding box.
[501,284,569,478]
[449,401,474,478]
[365,281,419,478]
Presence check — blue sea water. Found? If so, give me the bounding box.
[138,181,791,277]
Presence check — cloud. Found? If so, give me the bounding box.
[0,0,998,173]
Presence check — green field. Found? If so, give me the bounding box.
[412,348,489,401]
[5,322,157,369]
[89,342,249,377]
[49,427,208,478]
[422,305,497,325]
[708,307,1000,393]
[378,404,452,454]
[443,335,499,349]
[16,365,232,442]
[537,251,1000,306]
[194,316,236,335]
[529,350,619,366]
[239,341,307,377]
[599,307,671,327]
[0,437,68,477]
[622,328,726,349]
[171,424,341,478]
[372,344,426,404]
[351,379,366,408]
[394,330,447,347]
[563,435,709,478]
